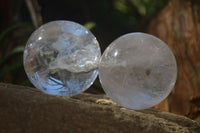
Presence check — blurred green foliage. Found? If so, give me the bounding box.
[0,0,168,91]
[0,23,33,83]
[131,0,168,17]
[84,22,96,30]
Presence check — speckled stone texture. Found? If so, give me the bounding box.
[0,83,199,133]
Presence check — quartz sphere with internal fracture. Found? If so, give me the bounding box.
[99,33,177,110]
[24,20,101,97]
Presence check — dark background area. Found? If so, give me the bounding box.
[0,0,168,86]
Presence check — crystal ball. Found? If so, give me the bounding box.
[24,20,101,97]
[99,33,177,110]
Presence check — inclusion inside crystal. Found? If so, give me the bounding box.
[24,21,101,97]
[99,33,177,110]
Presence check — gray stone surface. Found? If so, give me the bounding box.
[0,83,199,133]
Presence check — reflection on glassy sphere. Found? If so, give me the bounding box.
[24,20,101,97]
[99,33,177,110]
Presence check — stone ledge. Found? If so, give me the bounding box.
[0,83,199,133]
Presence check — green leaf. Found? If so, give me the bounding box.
[0,23,32,44]
[92,78,104,93]
[0,46,24,68]
[130,0,168,17]
[21,79,33,87]
[84,22,96,30]
[1,35,24,56]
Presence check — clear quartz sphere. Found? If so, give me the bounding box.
[99,33,177,110]
[24,20,101,97]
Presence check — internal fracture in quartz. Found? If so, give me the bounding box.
[24,21,101,97]
[99,33,177,110]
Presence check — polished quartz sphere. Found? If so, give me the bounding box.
[24,20,101,97]
[99,33,177,110]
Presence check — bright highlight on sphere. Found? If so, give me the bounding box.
[99,33,177,110]
[24,20,101,97]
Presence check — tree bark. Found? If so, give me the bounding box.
[148,0,200,117]
[0,83,199,133]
